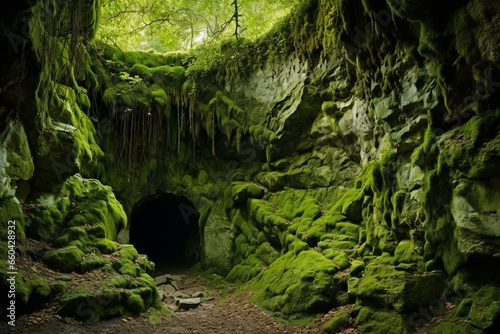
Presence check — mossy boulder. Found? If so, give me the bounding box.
[355,306,412,334]
[322,310,352,333]
[434,284,500,333]
[43,245,85,273]
[351,264,446,312]
[26,174,127,246]
[57,285,155,323]
[247,250,339,317]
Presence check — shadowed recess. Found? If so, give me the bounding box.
[130,193,200,268]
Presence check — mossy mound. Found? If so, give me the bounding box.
[43,245,85,273]
[0,268,70,318]
[57,273,162,323]
[322,310,352,333]
[350,264,446,312]
[355,306,412,334]
[25,174,126,245]
[247,250,339,318]
[432,284,500,333]
[53,243,159,322]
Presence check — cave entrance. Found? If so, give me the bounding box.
[130,193,200,272]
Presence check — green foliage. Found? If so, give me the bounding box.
[98,0,298,52]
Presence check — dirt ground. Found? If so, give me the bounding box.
[0,266,356,334]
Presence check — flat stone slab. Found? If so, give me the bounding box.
[192,291,204,298]
[159,284,177,295]
[154,274,184,286]
[177,297,201,310]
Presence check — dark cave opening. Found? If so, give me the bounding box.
[129,193,200,271]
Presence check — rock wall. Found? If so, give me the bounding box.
[1,0,500,332]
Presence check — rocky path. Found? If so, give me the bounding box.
[1,267,337,334]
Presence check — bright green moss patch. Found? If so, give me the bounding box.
[94,237,118,254]
[57,269,161,322]
[394,239,421,264]
[80,254,111,273]
[54,226,91,248]
[435,285,500,332]
[322,310,352,333]
[118,244,139,261]
[247,250,338,318]
[26,174,127,245]
[355,306,411,334]
[43,245,85,273]
[350,260,366,277]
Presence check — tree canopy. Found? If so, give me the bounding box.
[97,0,298,52]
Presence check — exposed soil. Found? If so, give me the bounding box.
[0,264,359,334]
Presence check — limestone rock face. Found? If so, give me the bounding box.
[203,201,233,275]
[452,180,500,256]
[231,56,308,135]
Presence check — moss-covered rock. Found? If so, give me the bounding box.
[355,306,412,334]
[322,310,352,333]
[203,200,233,275]
[43,245,85,273]
[351,264,446,312]
[247,250,339,318]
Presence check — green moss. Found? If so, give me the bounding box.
[54,226,90,248]
[247,250,338,317]
[230,182,265,206]
[340,188,364,223]
[94,237,118,254]
[322,310,352,333]
[118,244,139,261]
[29,276,51,298]
[126,292,145,313]
[355,307,411,334]
[0,199,26,243]
[226,256,265,283]
[352,264,445,312]
[430,321,482,334]
[43,245,85,273]
[255,242,280,266]
[465,285,500,330]
[80,254,111,273]
[350,260,366,278]
[136,255,155,275]
[394,239,421,264]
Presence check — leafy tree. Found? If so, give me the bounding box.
[97,0,298,52]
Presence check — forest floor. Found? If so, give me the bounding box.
[0,265,360,334]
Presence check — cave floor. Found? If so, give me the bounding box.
[1,265,358,334]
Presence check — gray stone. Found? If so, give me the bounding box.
[154,274,182,286]
[160,284,177,295]
[177,297,202,310]
[170,280,182,291]
[191,291,204,298]
[173,291,191,299]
